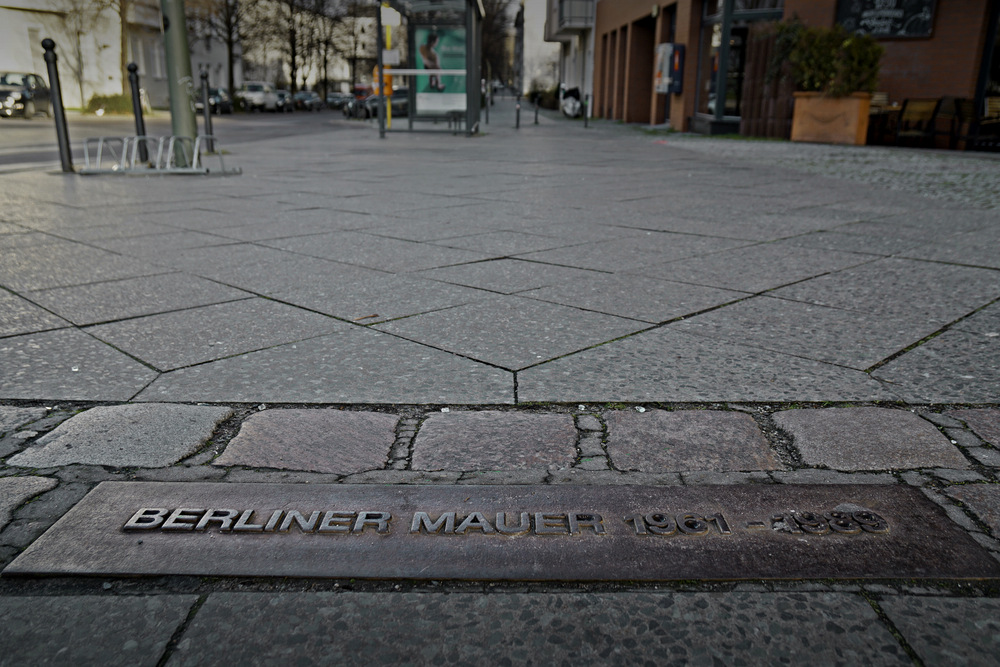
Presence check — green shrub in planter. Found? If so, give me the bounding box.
[771,21,883,98]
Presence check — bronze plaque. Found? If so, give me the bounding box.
[5,483,999,581]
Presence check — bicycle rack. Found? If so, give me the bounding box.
[79,135,241,176]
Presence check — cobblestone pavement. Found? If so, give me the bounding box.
[2,101,999,664]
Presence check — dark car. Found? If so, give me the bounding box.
[0,72,51,119]
[293,90,323,111]
[361,88,409,118]
[194,87,232,115]
[325,91,352,110]
[275,90,293,113]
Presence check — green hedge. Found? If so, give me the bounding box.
[85,94,134,115]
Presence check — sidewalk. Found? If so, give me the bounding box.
[1,98,999,664]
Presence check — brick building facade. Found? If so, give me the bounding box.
[593,0,1000,138]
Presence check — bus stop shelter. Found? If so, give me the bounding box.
[376,0,484,137]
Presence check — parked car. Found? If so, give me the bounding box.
[194,87,232,114]
[237,81,278,112]
[293,90,323,111]
[360,88,409,118]
[275,90,293,113]
[0,72,51,119]
[325,91,352,110]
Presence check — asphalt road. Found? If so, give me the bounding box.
[0,108,353,170]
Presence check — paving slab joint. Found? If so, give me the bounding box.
[155,594,208,667]
[388,417,419,470]
[572,413,610,471]
[750,412,803,468]
[178,406,254,467]
[919,487,988,533]
[858,590,925,666]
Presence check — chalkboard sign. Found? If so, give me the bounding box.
[836,0,936,38]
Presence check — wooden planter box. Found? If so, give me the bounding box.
[791,92,871,145]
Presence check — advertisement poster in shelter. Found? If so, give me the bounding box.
[414,26,466,114]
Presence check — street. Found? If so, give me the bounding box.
[0,108,355,170]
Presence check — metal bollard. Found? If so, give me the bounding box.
[41,39,73,172]
[534,102,539,124]
[516,101,521,129]
[127,63,148,163]
[200,70,214,152]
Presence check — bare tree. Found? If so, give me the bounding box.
[481,0,515,86]
[187,0,246,95]
[60,0,116,106]
[333,0,375,87]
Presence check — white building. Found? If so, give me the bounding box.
[543,0,594,114]
[0,0,240,109]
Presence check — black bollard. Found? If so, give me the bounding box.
[127,63,148,163]
[41,39,72,173]
[516,101,521,129]
[200,70,214,152]
[584,94,589,129]
[534,101,539,124]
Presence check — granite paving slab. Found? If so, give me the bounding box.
[0,596,196,667]
[263,231,489,272]
[783,230,931,256]
[517,328,893,403]
[520,274,746,323]
[0,290,69,337]
[604,409,781,472]
[772,408,968,471]
[266,274,489,324]
[0,476,58,530]
[947,409,1000,447]
[134,327,514,404]
[412,411,576,471]
[90,230,237,258]
[7,403,232,468]
[945,485,1000,535]
[676,295,924,369]
[0,244,167,292]
[618,210,861,241]
[363,217,498,242]
[168,592,907,666]
[901,227,1000,269]
[879,598,1000,666]
[519,233,750,272]
[214,409,397,474]
[871,329,1000,403]
[629,242,870,293]
[0,328,159,401]
[86,299,344,371]
[205,209,374,241]
[0,406,47,436]
[415,258,607,294]
[24,273,251,326]
[950,301,1000,335]
[0,231,66,249]
[194,254,388,297]
[17,220,175,242]
[771,258,1000,323]
[428,230,579,255]
[375,295,645,370]
[146,243,299,275]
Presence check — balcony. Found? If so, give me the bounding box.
[556,0,593,35]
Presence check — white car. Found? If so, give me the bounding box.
[238,81,278,112]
